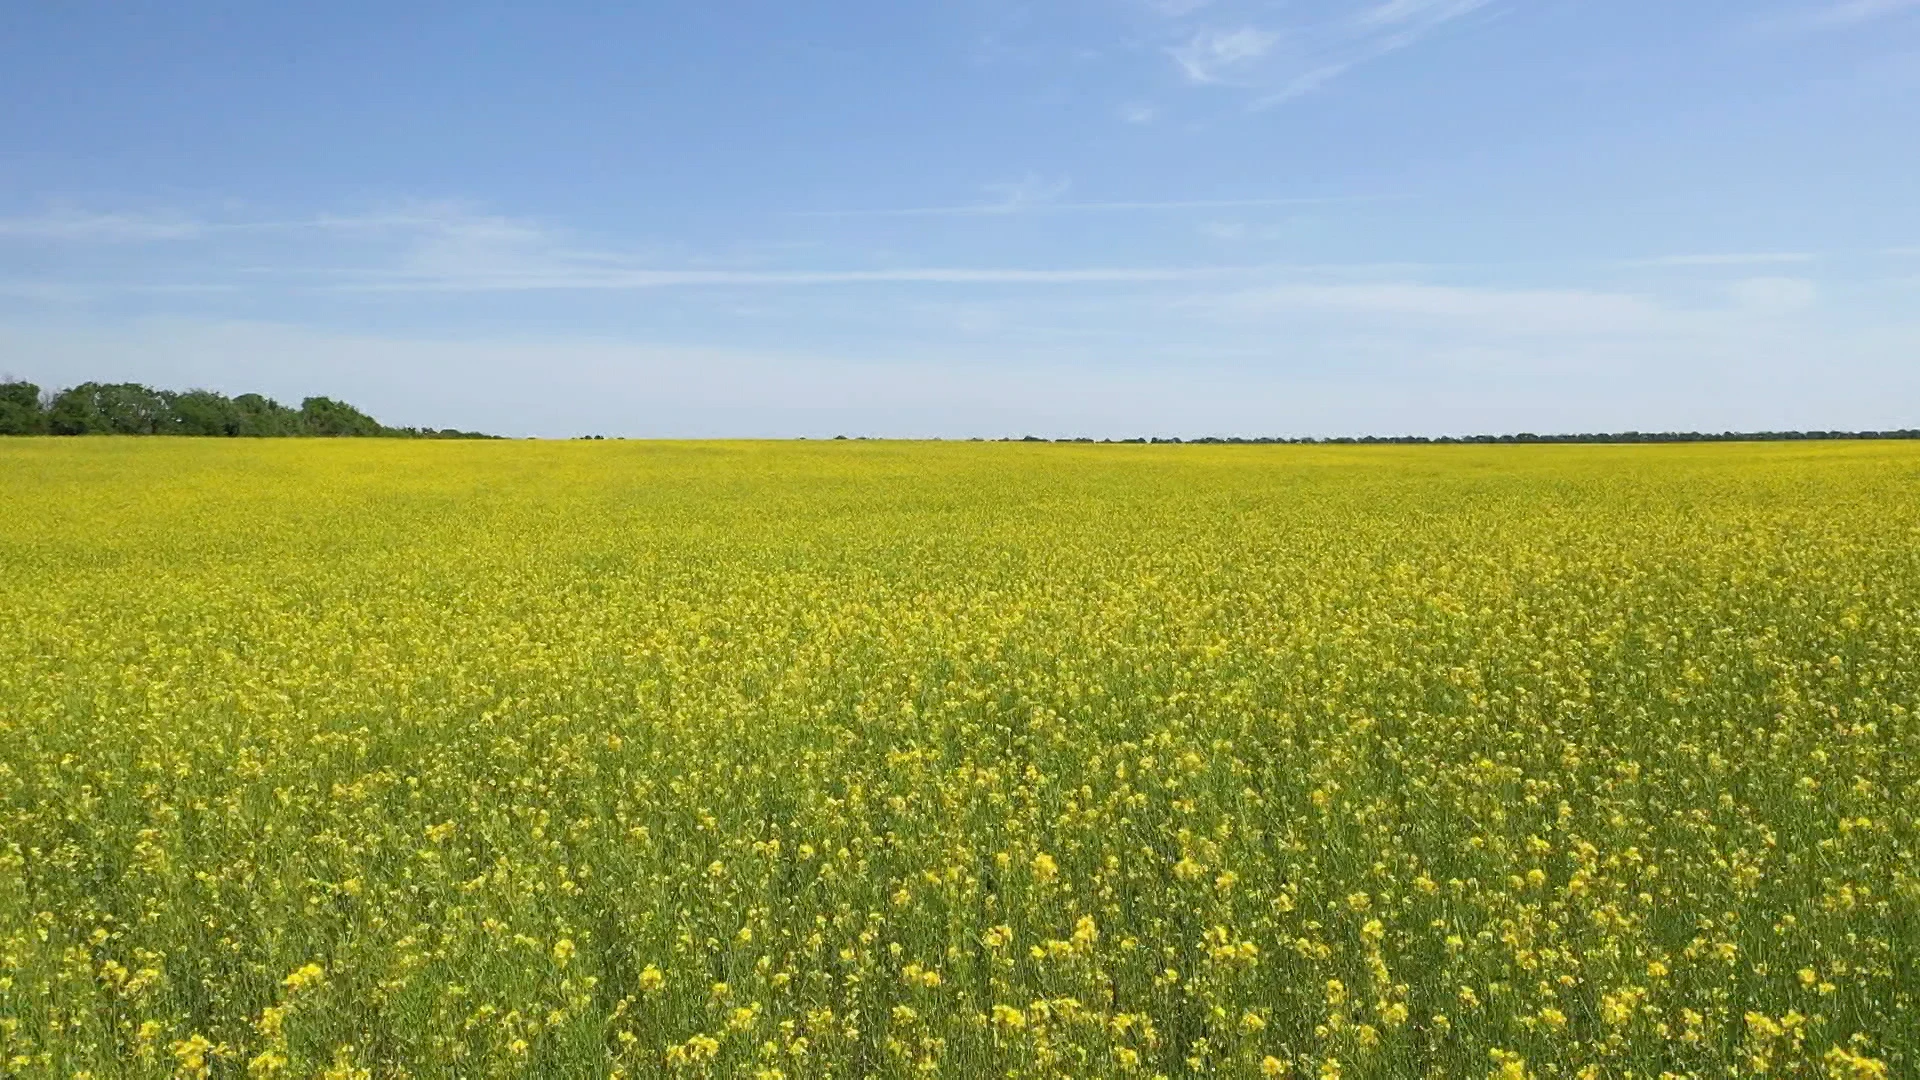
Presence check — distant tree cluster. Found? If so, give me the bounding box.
[0,380,497,439]
[997,430,1920,446]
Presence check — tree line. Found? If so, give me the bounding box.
[0,380,496,439]
[1031,430,1920,445]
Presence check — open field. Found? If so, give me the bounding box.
[1,439,1915,1079]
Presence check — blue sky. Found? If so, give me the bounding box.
[2,0,1917,438]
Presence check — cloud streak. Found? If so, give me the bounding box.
[1356,0,1495,30]
[1623,252,1818,267]
[1143,0,1215,15]
[796,195,1388,218]
[333,265,1245,293]
[0,210,207,242]
[1143,0,1497,109]
[1169,26,1281,84]
[1724,277,1819,313]
[1208,280,1667,335]
[0,201,1264,293]
[1752,0,1920,33]
[2,196,1382,236]
[0,200,550,245]
[1800,0,1920,26]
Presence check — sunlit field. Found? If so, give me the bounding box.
[1,439,1915,1079]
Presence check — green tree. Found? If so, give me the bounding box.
[0,380,47,435]
[299,396,383,437]
[232,394,302,437]
[48,382,173,435]
[161,389,243,437]
[7,381,489,438]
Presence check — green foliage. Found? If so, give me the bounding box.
[298,396,384,438]
[160,389,243,437]
[233,393,303,437]
[1,379,496,439]
[0,380,46,435]
[47,381,171,435]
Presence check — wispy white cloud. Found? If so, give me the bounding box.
[1200,268,1832,341]
[1356,0,1495,30]
[0,199,1263,295]
[0,200,551,246]
[0,209,206,242]
[1153,0,1496,108]
[301,203,550,242]
[334,265,1241,293]
[1209,280,1666,335]
[1250,62,1362,109]
[1797,0,1920,27]
[1724,276,1819,313]
[17,190,1366,233]
[979,174,1074,212]
[1169,27,1281,84]
[1143,0,1215,15]
[1624,252,1818,267]
[797,194,1385,218]
[1751,0,1920,33]
[1118,102,1162,124]
[0,281,101,302]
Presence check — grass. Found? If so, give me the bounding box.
[1,438,1915,1079]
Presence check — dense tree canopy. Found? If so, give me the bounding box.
[0,380,47,435]
[0,379,496,439]
[296,396,384,438]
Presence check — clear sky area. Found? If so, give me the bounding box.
[2,1,1916,438]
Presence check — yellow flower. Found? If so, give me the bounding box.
[282,964,327,993]
[1030,852,1059,885]
[171,1035,216,1080]
[1488,1050,1530,1080]
[1824,1046,1889,1080]
[1072,914,1099,949]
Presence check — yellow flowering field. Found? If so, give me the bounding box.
[1,438,1916,1080]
